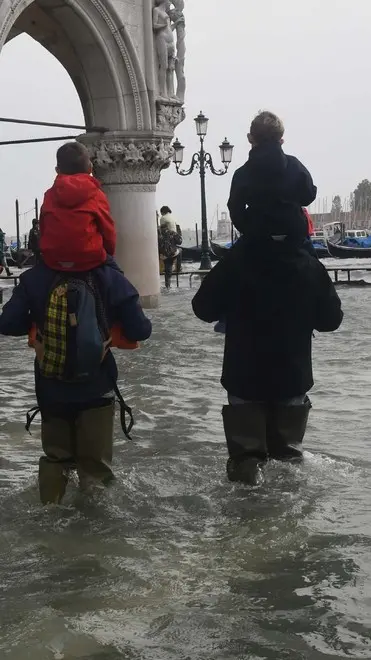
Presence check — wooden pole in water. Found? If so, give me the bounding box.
[195,223,199,247]
[15,199,20,250]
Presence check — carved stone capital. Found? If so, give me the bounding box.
[156,100,185,134]
[79,133,174,185]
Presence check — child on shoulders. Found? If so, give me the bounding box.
[40,142,116,272]
[228,110,317,246]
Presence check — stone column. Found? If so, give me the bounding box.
[80,133,174,308]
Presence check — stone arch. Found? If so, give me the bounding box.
[0,0,151,131]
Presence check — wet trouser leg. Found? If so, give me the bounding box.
[164,256,175,288]
[39,401,115,505]
[176,249,182,273]
[0,255,12,276]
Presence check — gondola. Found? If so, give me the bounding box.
[181,246,202,262]
[210,241,231,259]
[324,222,371,259]
[182,245,219,262]
[326,241,371,259]
[212,239,330,260]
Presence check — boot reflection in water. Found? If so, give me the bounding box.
[223,396,311,486]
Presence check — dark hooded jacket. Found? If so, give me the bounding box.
[227,142,317,241]
[192,236,343,401]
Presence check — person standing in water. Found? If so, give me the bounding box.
[192,111,343,486]
[28,218,41,264]
[0,228,12,277]
[158,206,182,288]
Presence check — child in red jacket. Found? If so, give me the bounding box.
[40,142,116,271]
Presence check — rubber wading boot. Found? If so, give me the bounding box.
[222,403,268,486]
[267,397,312,462]
[75,403,115,489]
[39,458,69,505]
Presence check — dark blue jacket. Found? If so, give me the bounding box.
[0,263,152,407]
[228,142,317,242]
[193,236,343,401]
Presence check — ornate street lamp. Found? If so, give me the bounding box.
[173,112,234,270]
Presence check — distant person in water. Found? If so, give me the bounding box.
[227,111,317,247]
[158,206,182,288]
[28,218,41,264]
[39,142,116,271]
[0,228,12,277]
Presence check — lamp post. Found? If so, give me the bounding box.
[173,112,234,271]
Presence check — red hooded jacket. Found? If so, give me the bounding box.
[40,174,116,271]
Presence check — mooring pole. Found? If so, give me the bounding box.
[15,199,20,251]
[34,198,39,221]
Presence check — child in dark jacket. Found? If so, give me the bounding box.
[0,262,152,504]
[40,142,116,272]
[214,113,317,335]
[228,111,317,245]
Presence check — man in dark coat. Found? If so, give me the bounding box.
[192,235,343,486]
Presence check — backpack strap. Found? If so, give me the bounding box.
[25,406,40,434]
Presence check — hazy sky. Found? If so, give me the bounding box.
[1,0,371,235]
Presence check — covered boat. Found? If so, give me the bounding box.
[324,223,371,259]
[182,245,219,262]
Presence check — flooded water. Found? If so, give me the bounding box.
[1,272,371,659]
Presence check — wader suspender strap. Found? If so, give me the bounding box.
[113,381,134,440]
[25,387,134,439]
[25,389,134,439]
[92,273,135,440]
[26,406,40,433]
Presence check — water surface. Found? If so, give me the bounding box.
[0,278,370,659]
